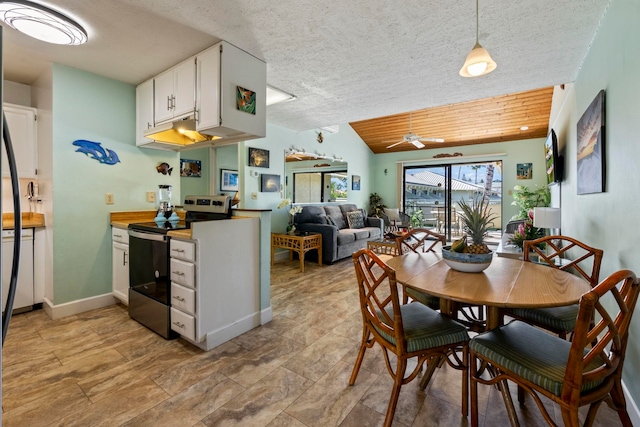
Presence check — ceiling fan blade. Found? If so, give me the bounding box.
[419,137,445,143]
[411,140,425,149]
[386,140,405,149]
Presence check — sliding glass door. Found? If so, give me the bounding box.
[403,161,502,241]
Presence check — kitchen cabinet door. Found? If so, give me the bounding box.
[2,103,37,179]
[112,241,129,305]
[135,79,154,146]
[153,59,195,124]
[196,45,221,131]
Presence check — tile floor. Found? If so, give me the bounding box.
[1,256,626,426]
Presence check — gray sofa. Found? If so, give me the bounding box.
[294,203,383,264]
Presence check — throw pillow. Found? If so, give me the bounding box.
[326,216,337,226]
[346,210,365,229]
[384,208,401,221]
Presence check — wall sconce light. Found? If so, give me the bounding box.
[0,0,88,45]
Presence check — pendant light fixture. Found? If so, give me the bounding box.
[459,0,496,77]
[0,0,87,45]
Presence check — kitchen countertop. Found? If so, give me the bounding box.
[110,210,186,229]
[3,212,45,229]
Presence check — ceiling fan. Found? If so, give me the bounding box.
[385,112,445,149]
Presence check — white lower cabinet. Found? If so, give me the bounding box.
[111,227,129,305]
[170,307,195,341]
[170,239,197,339]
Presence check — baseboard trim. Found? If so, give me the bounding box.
[43,293,117,320]
[623,380,640,425]
[261,306,273,324]
[188,311,262,351]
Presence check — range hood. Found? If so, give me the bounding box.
[144,116,221,147]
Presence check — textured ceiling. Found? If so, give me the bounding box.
[2,0,610,133]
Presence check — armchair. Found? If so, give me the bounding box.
[380,207,411,231]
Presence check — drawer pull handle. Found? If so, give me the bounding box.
[114,234,122,238]
[172,271,185,276]
[172,321,185,329]
[172,248,185,253]
[173,296,185,302]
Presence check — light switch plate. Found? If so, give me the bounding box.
[251,192,258,200]
[105,193,114,204]
[146,191,156,203]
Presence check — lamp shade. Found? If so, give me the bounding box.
[459,42,497,77]
[533,207,561,229]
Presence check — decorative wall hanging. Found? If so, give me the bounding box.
[352,175,361,191]
[261,174,280,192]
[516,163,532,180]
[248,147,269,168]
[72,140,120,165]
[577,90,606,194]
[316,131,324,143]
[156,162,173,175]
[220,169,239,191]
[180,159,201,177]
[236,86,256,115]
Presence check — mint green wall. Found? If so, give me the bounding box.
[549,0,640,406]
[52,64,179,304]
[180,147,210,197]
[371,138,548,221]
[239,123,374,233]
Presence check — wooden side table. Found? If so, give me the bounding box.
[271,232,322,272]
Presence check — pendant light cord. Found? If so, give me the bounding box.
[475,0,479,44]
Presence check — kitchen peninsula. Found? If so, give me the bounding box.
[111,208,270,351]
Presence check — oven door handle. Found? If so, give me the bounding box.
[128,230,168,242]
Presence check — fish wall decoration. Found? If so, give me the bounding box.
[156,162,173,175]
[72,140,120,165]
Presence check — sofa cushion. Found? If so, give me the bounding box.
[346,210,365,229]
[337,229,356,245]
[339,204,360,216]
[363,226,382,239]
[324,205,347,229]
[384,208,400,221]
[296,206,327,224]
[352,229,370,240]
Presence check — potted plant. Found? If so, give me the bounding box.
[511,185,550,220]
[368,193,386,217]
[442,196,497,272]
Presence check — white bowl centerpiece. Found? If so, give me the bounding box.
[442,197,498,273]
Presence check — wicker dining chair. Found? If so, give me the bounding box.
[350,249,469,427]
[470,269,639,427]
[396,228,445,309]
[502,235,604,339]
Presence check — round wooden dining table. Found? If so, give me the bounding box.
[385,251,591,330]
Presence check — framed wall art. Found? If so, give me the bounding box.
[261,174,280,192]
[236,86,256,115]
[352,175,361,191]
[516,163,532,180]
[180,159,202,177]
[248,147,270,168]
[576,90,606,194]
[220,169,239,191]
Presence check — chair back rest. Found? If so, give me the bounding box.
[395,228,446,255]
[523,235,604,287]
[352,249,405,350]
[562,270,640,403]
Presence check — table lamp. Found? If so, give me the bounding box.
[533,207,561,235]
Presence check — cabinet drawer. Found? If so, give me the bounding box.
[170,307,195,341]
[170,258,195,288]
[111,227,129,244]
[170,239,195,262]
[171,283,195,315]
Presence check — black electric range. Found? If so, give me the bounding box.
[128,220,189,234]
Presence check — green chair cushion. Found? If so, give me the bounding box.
[506,304,578,332]
[470,320,603,396]
[405,287,441,310]
[375,303,469,353]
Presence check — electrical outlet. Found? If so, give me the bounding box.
[105,193,114,204]
[508,190,513,196]
[146,191,156,203]
[251,192,258,200]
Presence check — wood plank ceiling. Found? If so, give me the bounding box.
[349,86,554,154]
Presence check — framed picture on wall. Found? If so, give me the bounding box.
[180,159,202,177]
[220,169,239,191]
[248,147,269,168]
[577,90,606,195]
[516,163,532,180]
[352,175,361,190]
[260,174,280,192]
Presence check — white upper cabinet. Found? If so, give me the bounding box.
[2,103,37,179]
[135,79,154,146]
[196,41,266,141]
[153,59,196,124]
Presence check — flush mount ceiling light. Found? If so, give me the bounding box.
[459,0,496,78]
[266,85,297,106]
[0,0,87,45]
